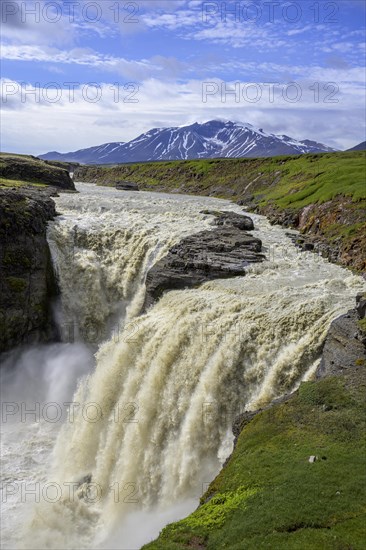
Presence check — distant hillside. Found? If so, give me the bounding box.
[0,153,75,190]
[39,120,336,164]
[347,141,366,152]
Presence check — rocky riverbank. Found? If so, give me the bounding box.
[0,187,60,354]
[0,152,79,354]
[248,197,366,273]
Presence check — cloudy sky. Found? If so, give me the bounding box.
[1,0,365,154]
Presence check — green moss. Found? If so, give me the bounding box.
[6,277,27,292]
[75,151,366,209]
[358,319,366,333]
[183,487,258,531]
[298,378,354,410]
[3,251,32,268]
[144,373,366,549]
[1,178,43,189]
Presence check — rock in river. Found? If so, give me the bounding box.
[116,181,139,191]
[143,216,265,310]
[200,210,254,231]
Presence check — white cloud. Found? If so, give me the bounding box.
[1,76,365,154]
[0,44,186,80]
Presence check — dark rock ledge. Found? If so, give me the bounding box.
[143,211,265,310]
[0,188,59,355]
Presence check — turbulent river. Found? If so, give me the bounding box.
[1,183,365,549]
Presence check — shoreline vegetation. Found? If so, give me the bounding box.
[74,150,366,273]
[1,150,365,549]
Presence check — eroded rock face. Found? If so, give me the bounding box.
[143,213,265,309]
[0,189,59,354]
[316,309,366,378]
[255,198,366,273]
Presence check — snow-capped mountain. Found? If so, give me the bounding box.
[40,121,336,164]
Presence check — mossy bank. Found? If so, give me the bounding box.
[0,152,76,191]
[143,369,366,550]
[143,297,366,550]
[75,150,366,272]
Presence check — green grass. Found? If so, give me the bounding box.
[75,151,366,208]
[258,153,365,209]
[358,319,366,333]
[144,371,366,550]
[0,177,47,188]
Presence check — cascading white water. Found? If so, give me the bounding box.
[1,183,365,550]
[47,184,234,340]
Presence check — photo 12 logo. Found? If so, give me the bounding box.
[201,1,339,24]
[1,1,140,24]
[202,81,340,104]
[1,480,140,504]
[1,82,140,105]
[1,400,140,424]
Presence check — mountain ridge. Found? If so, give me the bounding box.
[347,141,366,152]
[39,120,336,164]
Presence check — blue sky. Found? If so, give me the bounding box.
[1,0,365,154]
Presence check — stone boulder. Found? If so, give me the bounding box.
[143,222,265,310]
[200,210,254,231]
[116,181,139,191]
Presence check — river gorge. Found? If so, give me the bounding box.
[1,183,365,550]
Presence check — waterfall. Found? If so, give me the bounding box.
[4,184,364,550]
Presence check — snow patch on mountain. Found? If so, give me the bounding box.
[39,121,336,164]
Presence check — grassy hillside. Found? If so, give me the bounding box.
[75,151,366,271]
[0,153,76,190]
[74,151,364,204]
[144,368,366,550]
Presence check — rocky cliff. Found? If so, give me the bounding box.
[0,152,78,354]
[0,188,59,354]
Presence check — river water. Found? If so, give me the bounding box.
[1,183,365,549]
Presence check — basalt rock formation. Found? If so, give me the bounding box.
[316,294,366,378]
[143,212,265,310]
[0,188,59,354]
